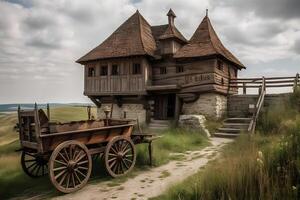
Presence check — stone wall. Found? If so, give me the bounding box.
[182,93,227,119]
[97,103,146,123]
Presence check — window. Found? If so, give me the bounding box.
[160,67,167,74]
[88,67,95,77]
[132,63,141,74]
[111,64,119,76]
[176,66,184,73]
[217,60,223,71]
[100,65,108,76]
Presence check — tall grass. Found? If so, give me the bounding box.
[153,89,300,200]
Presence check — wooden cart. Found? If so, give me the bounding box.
[17,104,156,193]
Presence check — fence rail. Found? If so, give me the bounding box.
[229,73,299,94]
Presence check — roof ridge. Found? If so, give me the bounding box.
[137,12,147,55]
[206,17,218,54]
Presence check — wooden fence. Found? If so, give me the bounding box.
[229,73,299,94]
[229,73,299,134]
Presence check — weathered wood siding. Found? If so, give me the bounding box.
[151,58,239,94]
[84,57,149,95]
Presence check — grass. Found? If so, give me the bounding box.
[0,106,209,199]
[152,89,300,200]
[135,128,209,167]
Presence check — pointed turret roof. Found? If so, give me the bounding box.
[77,11,156,63]
[167,8,176,17]
[174,15,245,68]
[159,9,187,43]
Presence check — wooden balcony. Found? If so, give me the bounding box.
[84,75,146,95]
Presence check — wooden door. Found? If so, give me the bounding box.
[154,94,176,120]
[154,95,168,120]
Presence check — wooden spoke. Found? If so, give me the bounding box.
[59,172,68,186]
[21,151,48,178]
[78,160,88,165]
[66,174,70,189]
[58,152,68,164]
[121,159,130,170]
[71,173,75,188]
[75,168,87,179]
[54,159,67,166]
[78,166,88,170]
[49,140,92,193]
[53,166,67,172]
[74,170,82,184]
[104,136,136,178]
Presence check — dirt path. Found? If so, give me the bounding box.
[52,137,232,200]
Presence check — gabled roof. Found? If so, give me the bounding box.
[174,15,245,69]
[77,11,156,63]
[158,25,188,43]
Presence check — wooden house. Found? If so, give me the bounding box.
[76,9,245,123]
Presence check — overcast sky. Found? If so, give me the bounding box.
[0,0,299,104]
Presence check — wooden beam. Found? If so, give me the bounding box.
[174,95,181,126]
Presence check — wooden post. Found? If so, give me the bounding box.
[294,73,299,92]
[243,83,246,94]
[87,106,91,120]
[227,71,231,95]
[47,103,50,121]
[148,141,152,166]
[174,95,181,126]
[262,76,266,92]
[110,96,114,119]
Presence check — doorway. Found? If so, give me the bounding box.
[154,94,176,120]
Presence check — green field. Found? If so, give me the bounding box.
[0,106,209,199]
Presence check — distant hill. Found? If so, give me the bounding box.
[0,103,94,113]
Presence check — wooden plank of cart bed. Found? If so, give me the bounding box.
[40,123,135,138]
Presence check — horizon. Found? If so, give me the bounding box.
[0,0,299,104]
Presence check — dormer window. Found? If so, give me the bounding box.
[132,63,141,74]
[160,67,167,74]
[176,66,184,73]
[100,65,108,76]
[217,60,223,71]
[111,64,119,76]
[88,67,95,77]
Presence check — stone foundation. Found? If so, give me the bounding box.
[182,93,227,119]
[97,103,146,123]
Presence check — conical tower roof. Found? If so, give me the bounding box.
[77,11,156,63]
[175,15,245,68]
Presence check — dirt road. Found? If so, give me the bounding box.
[51,137,232,200]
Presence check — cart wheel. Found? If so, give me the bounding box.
[49,140,92,193]
[21,151,48,178]
[104,136,136,178]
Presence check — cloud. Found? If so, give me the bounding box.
[0,0,299,103]
[293,39,300,55]
[211,0,300,20]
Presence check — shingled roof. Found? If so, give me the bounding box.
[77,11,156,63]
[159,25,188,43]
[174,15,245,69]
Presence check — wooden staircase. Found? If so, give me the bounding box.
[214,76,267,138]
[214,118,251,138]
[148,119,170,131]
[214,73,300,138]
